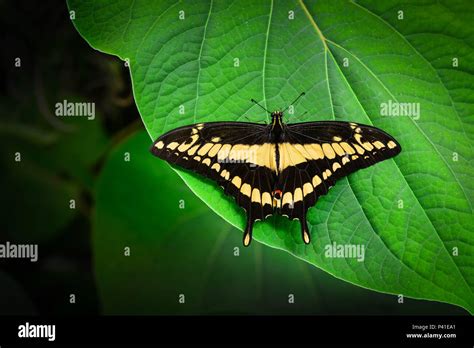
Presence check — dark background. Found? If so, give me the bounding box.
[1,0,140,315]
[0,0,467,316]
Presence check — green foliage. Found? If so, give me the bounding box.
[69,0,474,313]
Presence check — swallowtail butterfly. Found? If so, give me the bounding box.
[151,93,401,246]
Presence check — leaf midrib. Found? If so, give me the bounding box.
[261,0,273,123]
[193,0,213,124]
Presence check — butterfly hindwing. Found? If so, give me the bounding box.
[150,122,277,245]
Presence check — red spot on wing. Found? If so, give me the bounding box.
[273,189,282,200]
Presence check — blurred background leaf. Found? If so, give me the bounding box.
[1,116,107,242]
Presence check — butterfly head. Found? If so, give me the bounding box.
[271,110,284,128]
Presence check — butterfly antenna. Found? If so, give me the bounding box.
[250,98,271,114]
[282,92,305,113]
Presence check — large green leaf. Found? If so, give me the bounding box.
[69,0,474,313]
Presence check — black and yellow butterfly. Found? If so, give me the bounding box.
[151,94,401,246]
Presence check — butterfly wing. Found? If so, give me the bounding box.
[277,121,401,243]
[150,122,276,246]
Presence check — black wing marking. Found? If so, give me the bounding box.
[150,122,275,246]
[276,121,401,244]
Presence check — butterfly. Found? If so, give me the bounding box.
[150,93,401,246]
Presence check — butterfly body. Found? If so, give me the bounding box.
[269,111,284,142]
[151,111,401,247]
